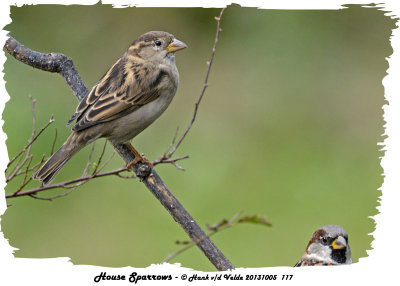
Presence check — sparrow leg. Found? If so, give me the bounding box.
[126,144,153,170]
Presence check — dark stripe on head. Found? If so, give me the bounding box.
[138,43,152,50]
[131,31,174,45]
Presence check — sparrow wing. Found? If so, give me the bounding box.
[67,57,169,132]
[294,258,333,267]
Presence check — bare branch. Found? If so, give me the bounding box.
[21,155,34,185]
[6,96,54,183]
[6,167,130,199]
[116,172,136,179]
[164,210,244,263]
[11,155,44,178]
[12,155,34,195]
[29,189,74,201]
[4,34,89,100]
[164,211,272,263]
[6,95,36,172]
[6,114,54,171]
[152,155,189,169]
[8,95,37,191]
[6,154,30,183]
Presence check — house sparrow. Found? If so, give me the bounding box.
[33,31,187,184]
[294,225,353,266]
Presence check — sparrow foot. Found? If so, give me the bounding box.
[126,145,153,170]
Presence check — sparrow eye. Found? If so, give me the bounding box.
[154,40,162,47]
[321,237,329,245]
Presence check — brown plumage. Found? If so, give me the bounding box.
[294,258,334,267]
[33,31,187,184]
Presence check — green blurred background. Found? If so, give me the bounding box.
[1,4,396,270]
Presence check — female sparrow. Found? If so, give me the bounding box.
[294,225,353,266]
[33,31,187,184]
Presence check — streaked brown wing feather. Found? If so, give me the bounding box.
[294,258,333,267]
[66,58,124,126]
[67,56,167,132]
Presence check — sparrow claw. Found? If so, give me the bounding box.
[126,145,153,170]
[126,157,139,170]
[126,156,153,170]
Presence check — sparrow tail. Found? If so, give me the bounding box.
[33,132,86,185]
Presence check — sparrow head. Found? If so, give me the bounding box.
[302,225,352,265]
[127,31,187,63]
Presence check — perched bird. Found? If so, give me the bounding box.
[294,225,352,266]
[33,31,187,184]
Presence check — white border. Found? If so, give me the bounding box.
[1,1,399,285]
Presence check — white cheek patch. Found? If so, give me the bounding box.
[306,244,336,264]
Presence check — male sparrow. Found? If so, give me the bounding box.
[33,31,187,184]
[294,225,353,266]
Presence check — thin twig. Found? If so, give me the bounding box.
[6,96,54,183]
[92,140,107,175]
[152,155,189,168]
[22,155,34,185]
[6,155,30,183]
[164,210,243,263]
[6,96,36,176]
[50,128,58,155]
[12,155,45,178]
[6,167,130,199]
[5,103,120,200]
[6,114,54,170]
[116,172,136,179]
[82,142,97,177]
[164,211,272,263]
[6,116,54,182]
[97,150,116,173]
[29,189,74,201]
[151,127,181,166]
[11,155,34,196]
[27,95,36,156]
[165,126,180,155]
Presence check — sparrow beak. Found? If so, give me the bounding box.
[331,236,347,250]
[167,38,187,53]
